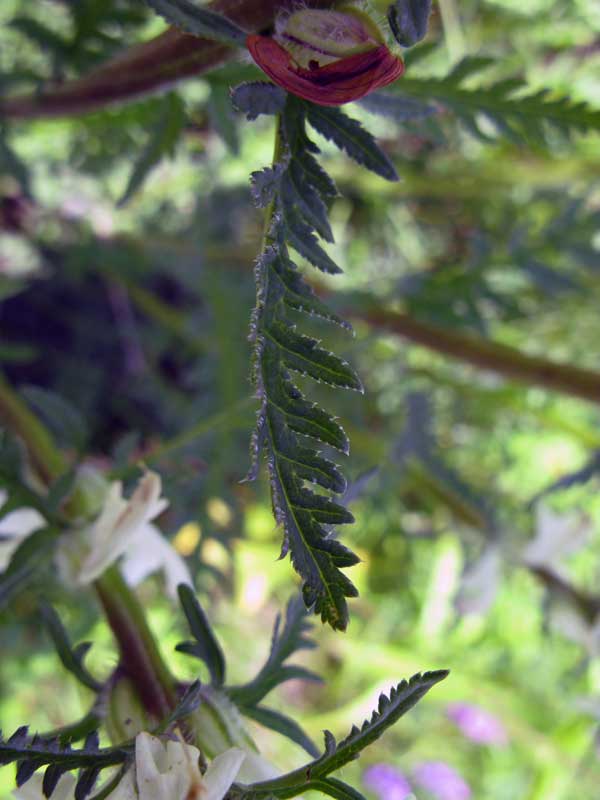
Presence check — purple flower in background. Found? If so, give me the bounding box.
[363,764,412,800]
[413,761,471,800]
[447,702,508,746]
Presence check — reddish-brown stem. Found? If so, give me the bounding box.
[361,309,600,405]
[0,0,335,119]
[95,567,177,719]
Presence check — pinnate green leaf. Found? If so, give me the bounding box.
[144,0,247,46]
[305,104,399,182]
[176,585,226,685]
[231,82,286,120]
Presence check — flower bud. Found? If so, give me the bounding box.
[387,0,432,48]
[247,6,404,106]
[104,672,160,745]
[186,685,256,758]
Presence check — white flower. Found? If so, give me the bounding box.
[130,733,246,800]
[13,735,248,800]
[56,470,192,598]
[0,490,45,572]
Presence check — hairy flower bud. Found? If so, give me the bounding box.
[387,0,432,48]
[247,6,404,106]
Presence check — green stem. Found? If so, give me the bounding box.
[0,372,66,485]
[261,115,285,250]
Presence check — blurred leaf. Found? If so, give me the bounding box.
[176,585,226,685]
[229,595,320,707]
[40,603,102,692]
[118,93,187,207]
[144,0,247,46]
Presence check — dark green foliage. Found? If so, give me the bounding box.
[359,90,436,122]
[244,95,405,630]
[229,594,320,707]
[240,705,319,758]
[231,82,286,120]
[40,603,102,692]
[394,57,600,144]
[233,671,449,799]
[119,93,187,206]
[0,527,57,611]
[0,728,130,799]
[20,386,88,453]
[248,238,361,630]
[208,81,240,154]
[314,670,449,770]
[0,129,32,198]
[155,681,203,732]
[305,104,399,182]
[8,0,148,76]
[176,585,226,685]
[144,0,247,46]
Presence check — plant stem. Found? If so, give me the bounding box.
[361,308,600,405]
[0,373,65,485]
[95,566,177,718]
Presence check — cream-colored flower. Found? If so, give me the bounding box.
[132,733,246,800]
[13,734,248,800]
[56,470,192,597]
[0,490,45,572]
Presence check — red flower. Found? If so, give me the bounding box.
[246,8,404,107]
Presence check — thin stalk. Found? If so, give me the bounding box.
[95,566,177,719]
[361,308,600,405]
[0,372,66,485]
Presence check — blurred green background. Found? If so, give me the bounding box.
[1,0,600,798]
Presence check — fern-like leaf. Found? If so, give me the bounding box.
[244,93,401,629]
[392,58,600,144]
[0,728,130,796]
[304,103,399,181]
[144,0,247,46]
[234,670,449,799]
[229,594,320,707]
[176,585,226,686]
[40,603,102,692]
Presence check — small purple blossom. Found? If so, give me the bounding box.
[447,702,508,746]
[363,763,412,800]
[413,761,471,800]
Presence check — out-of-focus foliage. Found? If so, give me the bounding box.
[1,0,600,797]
